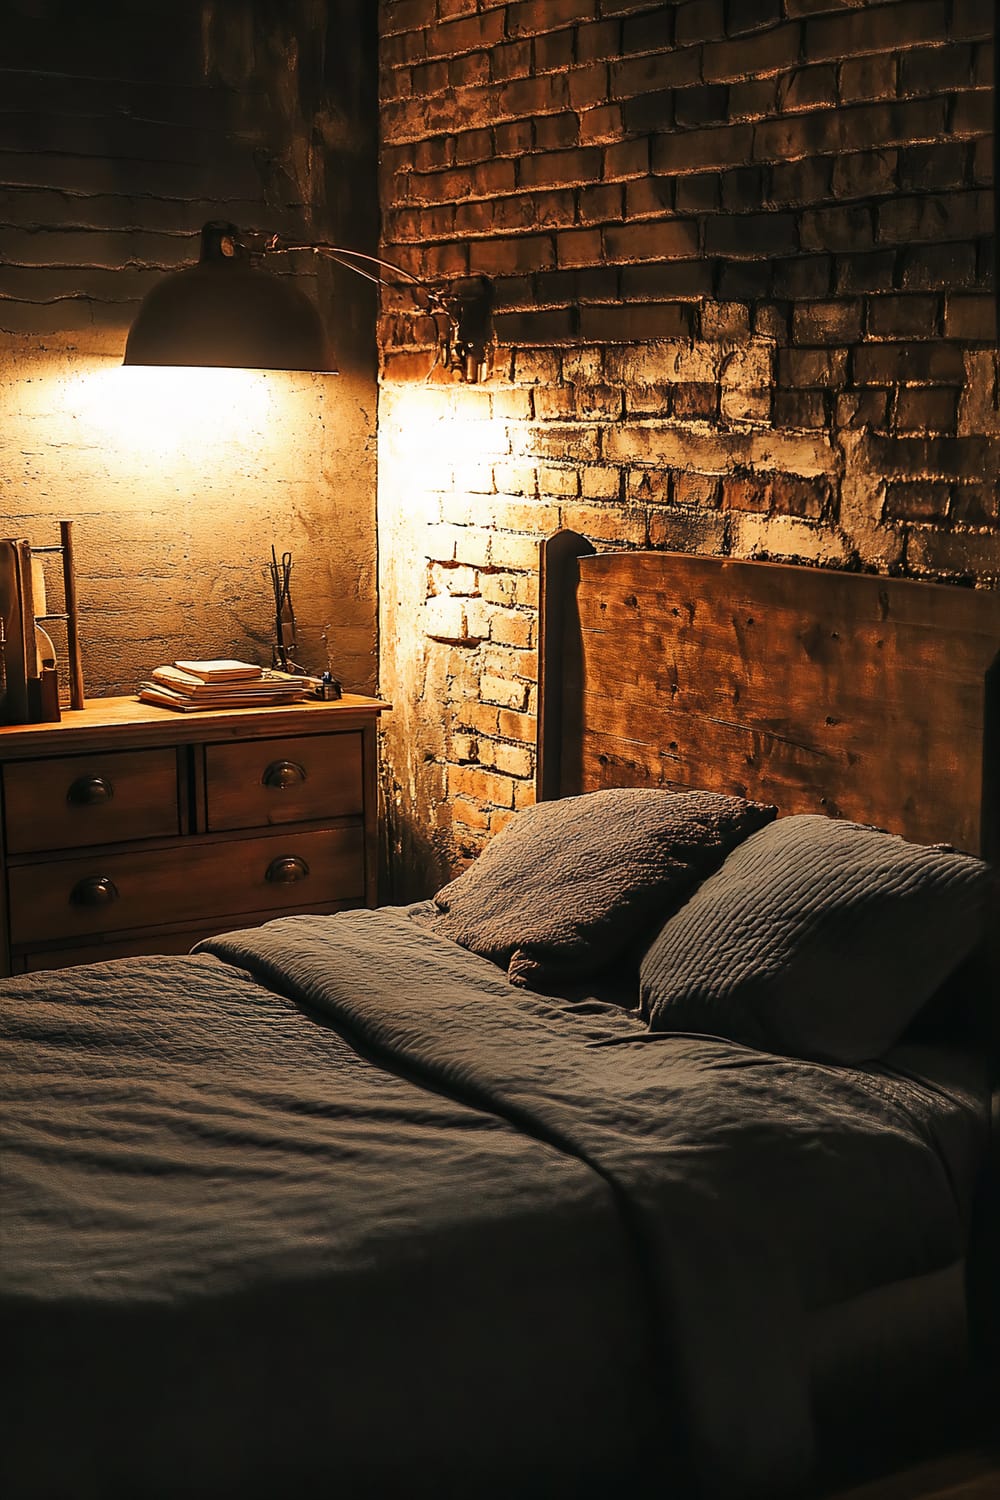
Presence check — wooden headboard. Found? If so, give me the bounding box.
[537,531,1000,860]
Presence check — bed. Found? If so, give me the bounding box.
[2,534,998,1500]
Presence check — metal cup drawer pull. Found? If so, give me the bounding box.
[67,775,114,806]
[70,876,119,908]
[262,759,307,790]
[265,855,310,885]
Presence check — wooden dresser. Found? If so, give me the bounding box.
[0,693,389,975]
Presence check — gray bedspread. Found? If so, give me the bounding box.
[0,908,988,1499]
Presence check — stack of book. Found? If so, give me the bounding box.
[138,659,315,712]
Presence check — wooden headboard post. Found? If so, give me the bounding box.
[536,534,1000,861]
[984,657,1000,865]
[536,529,594,804]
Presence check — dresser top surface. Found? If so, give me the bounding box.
[0,693,390,760]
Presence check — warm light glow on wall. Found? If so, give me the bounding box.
[63,365,279,461]
[0,334,377,698]
[379,385,511,519]
[2,353,339,538]
[0,346,351,686]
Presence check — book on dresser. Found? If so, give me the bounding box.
[173,659,263,682]
[139,660,316,712]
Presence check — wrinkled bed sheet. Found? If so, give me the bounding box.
[1,908,988,1499]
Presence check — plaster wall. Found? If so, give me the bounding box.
[1,0,379,699]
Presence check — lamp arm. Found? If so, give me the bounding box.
[264,237,455,316]
[260,231,493,381]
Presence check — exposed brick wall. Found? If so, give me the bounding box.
[376,0,997,897]
[1,0,379,697]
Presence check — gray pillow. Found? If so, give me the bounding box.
[425,788,777,990]
[641,814,994,1065]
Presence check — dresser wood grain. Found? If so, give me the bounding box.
[0,694,388,975]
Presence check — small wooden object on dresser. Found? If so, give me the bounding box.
[0,693,389,975]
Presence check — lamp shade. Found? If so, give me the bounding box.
[123,222,335,372]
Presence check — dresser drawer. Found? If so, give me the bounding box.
[8,826,365,946]
[3,748,180,854]
[205,732,363,831]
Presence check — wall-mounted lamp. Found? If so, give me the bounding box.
[123,222,493,382]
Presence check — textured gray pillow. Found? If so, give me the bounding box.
[426,788,777,990]
[641,814,994,1065]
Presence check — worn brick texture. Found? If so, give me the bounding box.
[1,1,379,699]
[376,0,998,895]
